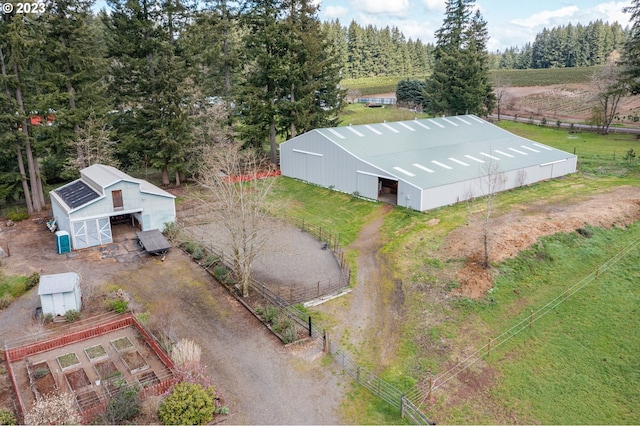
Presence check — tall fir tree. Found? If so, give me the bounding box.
[104,0,194,185]
[425,0,494,116]
[622,0,640,94]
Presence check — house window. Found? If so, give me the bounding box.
[112,190,123,210]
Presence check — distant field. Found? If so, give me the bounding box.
[340,67,602,95]
[491,66,602,86]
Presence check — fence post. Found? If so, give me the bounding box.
[529,310,533,329]
[401,395,406,418]
[565,288,568,302]
[308,316,312,337]
[427,375,433,402]
[488,338,492,357]
[323,330,329,353]
[596,266,600,279]
[356,366,360,384]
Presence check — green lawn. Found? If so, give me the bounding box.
[272,120,640,424]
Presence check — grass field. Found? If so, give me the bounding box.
[273,119,640,424]
[340,66,602,97]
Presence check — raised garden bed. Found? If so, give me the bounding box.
[65,368,91,391]
[110,336,134,352]
[93,360,122,382]
[57,352,80,371]
[84,344,107,362]
[29,361,57,397]
[120,350,148,374]
[136,370,160,388]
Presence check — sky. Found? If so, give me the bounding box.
[317,0,633,51]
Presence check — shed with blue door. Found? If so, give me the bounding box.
[49,164,176,250]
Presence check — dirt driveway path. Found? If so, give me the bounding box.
[316,205,403,370]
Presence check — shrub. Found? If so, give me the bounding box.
[158,382,215,425]
[25,272,39,290]
[109,299,129,314]
[203,255,219,268]
[183,241,196,254]
[0,409,16,425]
[65,309,80,322]
[213,266,229,284]
[281,323,297,344]
[192,247,204,261]
[163,222,179,241]
[100,384,141,424]
[0,294,13,310]
[42,313,53,324]
[262,306,279,324]
[6,210,28,222]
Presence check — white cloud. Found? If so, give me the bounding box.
[324,5,350,19]
[511,6,579,29]
[420,0,446,13]
[349,0,410,15]
[589,1,632,26]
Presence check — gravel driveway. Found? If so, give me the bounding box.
[0,215,347,424]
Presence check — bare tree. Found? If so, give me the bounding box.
[66,113,119,173]
[465,157,506,269]
[590,53,630,134]
[492,74,512,121]
[197,143,275,297]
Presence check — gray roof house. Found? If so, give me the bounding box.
[50,164,176,250]
[279,115,577,211]
[38,272,82,317]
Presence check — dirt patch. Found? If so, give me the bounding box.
[444,186,640,298]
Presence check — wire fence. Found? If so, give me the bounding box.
[403,235,640,407]
[180,221,433,424]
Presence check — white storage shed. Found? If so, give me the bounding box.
[38,272,82,317]
[280,115,578,211]
[50,164,176,250]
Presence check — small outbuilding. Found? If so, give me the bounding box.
[50,164,176,250]
[38,272,82,317]
[280,115,578,211]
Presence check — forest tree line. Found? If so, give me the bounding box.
[0,0,637,214]
[0,0,344,213]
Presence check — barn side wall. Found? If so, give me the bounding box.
[280,132,396,199]
[50,195,71,235]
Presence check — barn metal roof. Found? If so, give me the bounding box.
[314,115,576,189]
[38,272,80,295]
[54,180,101,209]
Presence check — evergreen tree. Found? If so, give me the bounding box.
[622,0,640,94]
[104,0,194,185]
[425,0,494,116]
[41,0,108,177]
[0,10,46,213]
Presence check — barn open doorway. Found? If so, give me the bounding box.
[110,213,141,242]
[378,178,398,205]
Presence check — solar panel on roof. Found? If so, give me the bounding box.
[55,180,100,209]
